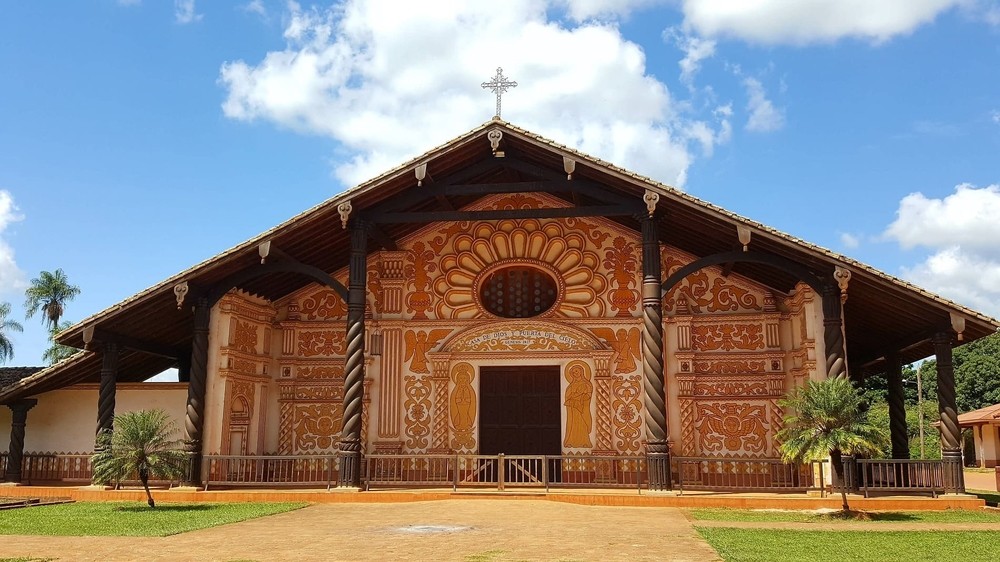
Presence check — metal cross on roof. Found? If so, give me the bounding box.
[481,67,517,118]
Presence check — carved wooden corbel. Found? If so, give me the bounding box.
[833,266,852,303]
[337,200,353,229]
[643,190,659,217]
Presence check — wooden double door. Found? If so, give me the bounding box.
[478,365,561,456]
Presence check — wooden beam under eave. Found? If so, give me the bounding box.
[368,224,398,251]
[89,328,184,360]
[371,203,644,224]
[434,194,455,211]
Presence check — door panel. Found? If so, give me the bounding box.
[479,366,561,456]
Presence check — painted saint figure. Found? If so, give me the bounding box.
[450,363,477,450]
[563,361,593,448]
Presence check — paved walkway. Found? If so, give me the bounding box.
[0,500,722,562]
[964,469,998,492]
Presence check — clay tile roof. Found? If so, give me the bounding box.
[0,366,46,390]
[957,402,1000,426]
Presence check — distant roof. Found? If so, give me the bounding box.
[0,366,45,389]
[957,403,1000,426]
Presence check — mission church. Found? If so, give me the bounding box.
[1,77,997,491]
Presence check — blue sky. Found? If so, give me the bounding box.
[1,0,999,367]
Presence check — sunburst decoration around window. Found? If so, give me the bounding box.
[432,219,608,318]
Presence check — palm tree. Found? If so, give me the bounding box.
[24,269,81,330]
[92,409,189,508]
[0,301,23,364]
[777,376,888,512]
[43,320,79,365]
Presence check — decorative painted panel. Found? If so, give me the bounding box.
[563,360,593,449]
[449,362,477,452]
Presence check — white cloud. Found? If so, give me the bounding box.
[667,28,716,86]
[885,184,1000,252]
[558,0,664,21]
[175,0,203,24]
[839,232,860,249]
[743,77,784,132]
[885,183,1000,316]
[243,0,267,18]
[219,1,731,188]
[991,110,1000,124]
[681,0,965,44]
[0,190,27,296]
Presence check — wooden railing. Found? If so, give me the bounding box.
[204,454,341,490]
[365,454,648,491]
[3,451,967,497]
[856,459,950,497]
[22,453,93,484]
[672,457,826,495]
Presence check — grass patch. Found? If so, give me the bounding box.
[0,502,308,537]
[969,489,1000,507]
[688,507,1000,523]
[698,529,997,562]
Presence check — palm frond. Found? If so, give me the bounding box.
[92,409,189,485]
[777,377,889,463]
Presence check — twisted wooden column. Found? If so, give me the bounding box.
[4,399,37,483]
[640,215,670,490]
[339,219,368,487]
[821,283,847,379]
[885,353,910,459]
[933,331,964,492]
[183,297,210,486]
[96,342,119,444]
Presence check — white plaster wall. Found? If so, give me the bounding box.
[983,425,999,467]
[0,383,188,453]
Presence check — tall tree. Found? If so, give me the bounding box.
[92,409,189,508]
[0,301,24,364]
[42,320,78,365]
[24,269,81,330]
[917,332,1000,413]
[777,377,888,512]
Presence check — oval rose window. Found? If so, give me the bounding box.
[479,266,558,318]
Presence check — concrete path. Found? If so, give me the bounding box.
[0,500,721,562]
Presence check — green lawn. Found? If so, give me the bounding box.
[0,502,308,537]
[698,529,997,562]
[688,507,1000,523]
[969,489,1000,506]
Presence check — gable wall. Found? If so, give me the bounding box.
[199,192,817,459]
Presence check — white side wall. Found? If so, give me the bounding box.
[977,424,1000,468]
[0,383,188,453]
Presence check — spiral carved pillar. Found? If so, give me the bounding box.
[4,399,37,483]
[933,331,964,492]
[885,353,910,459]
[96,342,119,445]
[183,297,210,486]
[339,219,368,487]
[821,283,847,380]
[640,215,670,490]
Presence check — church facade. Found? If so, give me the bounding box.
[2,120,996,491]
